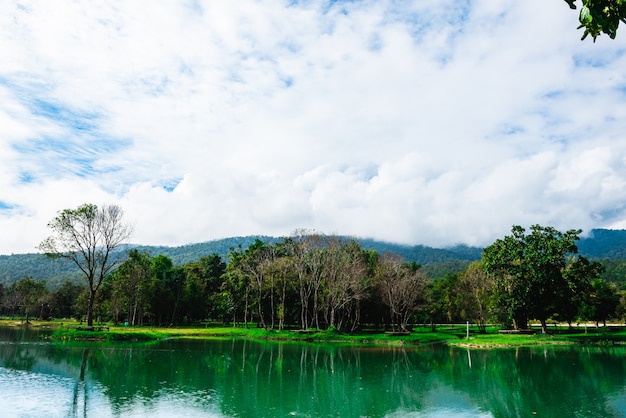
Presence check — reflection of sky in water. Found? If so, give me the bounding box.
[0,367,85,417]
[386,410,492,418]
[384,381,493,418]
[0,367,225,418]
[118,389,225,418]
[3,335,626,418]
[0,362,492,418]
[608,395,626,417]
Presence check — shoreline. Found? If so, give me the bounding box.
[3,320,625,348]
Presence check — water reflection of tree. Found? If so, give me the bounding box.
[69,348,89,418]
[438,346,626,418]
[213,342,439,417]
[3,331,626,418]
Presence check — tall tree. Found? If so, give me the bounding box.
[321,239,369,332]
[109,249,152,325]
[375,254,426,332]
[184,254,226,322]
[579,278,619,326]
[148,254,175,325]
[293,232,327,329]
[483,225,600,333]
[456,261,494,333]
[267,244,296,331]
[223,245,254,327]
[38,203,132,327]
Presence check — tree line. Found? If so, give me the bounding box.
[1,234,428,332]
[3,203,625,333]
[2,226,625,333]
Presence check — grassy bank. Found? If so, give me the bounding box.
[2,319,626,347]
[48,324,453,345]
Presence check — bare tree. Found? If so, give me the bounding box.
[322,239,369,331]
[375,254,426,332]
[292,230,326,329]
[272,254,295,331]
[39,203,132,327]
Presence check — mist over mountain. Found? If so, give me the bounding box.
[0,229,623,289]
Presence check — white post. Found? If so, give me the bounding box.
[466,321,469,340]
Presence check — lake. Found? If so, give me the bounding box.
[1,326,626,417]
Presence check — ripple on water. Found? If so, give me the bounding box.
[0,367,76,418]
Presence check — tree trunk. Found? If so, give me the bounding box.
[270,276,275,330]
[87,290,96,327]
[512,316,528,331]
[243,288,250,328]
[257,291,266,329]
[350,304,361,333]
[132,300,138,326]
[540,318,548,334]
[313,289,320,329]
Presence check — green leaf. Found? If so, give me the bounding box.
[580,5,592,24]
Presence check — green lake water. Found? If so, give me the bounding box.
[1,326,626,417]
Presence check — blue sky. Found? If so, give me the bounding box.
[1,1,626,254]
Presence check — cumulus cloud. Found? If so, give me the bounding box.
[0,0,625,254]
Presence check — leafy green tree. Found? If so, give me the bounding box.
[616,289,626,322]
[222,245,253,327]
[554,256,602,327]
[182,254,226,322]
[565,0,626,41]
[3,277,48,321]
[425,274,461,329]
[50,280,84,319]
[223,240,270,328]
[483,225,600,333]
[38,203,132,327]
[270,252,297,331]
[579,278,620,326]
[598,259,626,289]
[109,249,152,325]
[148,255,187,325]
[456,261,494,333]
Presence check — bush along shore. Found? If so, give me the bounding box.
[4,320,626,347]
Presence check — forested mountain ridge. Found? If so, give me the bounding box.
[0,229,624,288]
[577,229,626,259]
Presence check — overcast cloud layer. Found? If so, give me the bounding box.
[1,1,626,254]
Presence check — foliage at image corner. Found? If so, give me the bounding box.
[565,0,626,41]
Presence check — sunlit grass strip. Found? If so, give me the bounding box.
[8,319,626,347]
[47,324,458,344]
[453,328,626,348]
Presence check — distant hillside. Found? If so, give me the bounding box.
[577,229,626,259]
[1,229,624,288]
[0,253,81,289]
[127,235,283,266]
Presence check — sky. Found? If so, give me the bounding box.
[1,1,626,255]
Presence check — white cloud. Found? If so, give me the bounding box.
[0,0,626,254]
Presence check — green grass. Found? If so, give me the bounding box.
[42,322,463,345]
[456,326,626,348]
[3,319,626,347]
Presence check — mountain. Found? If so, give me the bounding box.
[1,229,624,288]
[577,229,626,259]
